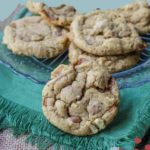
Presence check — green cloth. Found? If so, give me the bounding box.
[0,7,150,150]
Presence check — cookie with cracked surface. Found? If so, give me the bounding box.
[3,16,69,58]
[26,1,76,28]
[71,10,146,56]
[42,62,119,136]
[69,43,140,73]
[117,1,150,34]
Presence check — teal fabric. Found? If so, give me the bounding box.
[0,62,150,150]
[0,7,150,150]
[0,63,43,112]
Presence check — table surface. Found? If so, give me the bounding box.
[0,1,150,150]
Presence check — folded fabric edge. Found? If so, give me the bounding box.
[116,95,150,149]
[0,95,150,150]
[0,96,74,150]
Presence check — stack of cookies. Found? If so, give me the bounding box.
[2,1,150,136]
[3,1,150,73]
[69,10,146,73]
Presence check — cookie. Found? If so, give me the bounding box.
[69,43,140,73]
[70,10,146,56]
[117,1,150,34]
[26,1,76,28]
[51,64,70,79]
[3,16,69,58]
[26,1,45,14]
[42,62,119,136]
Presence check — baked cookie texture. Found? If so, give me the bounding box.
[51,64,70,79]
[117,1,150,34]
[42,62,119,136]
[70,10,146,56]
[26,1,76,28]
[69,43,140,73]
[3,16,69,58]
[26,1,45,14]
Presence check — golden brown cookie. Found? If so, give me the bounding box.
[117,1,150,34]
[69,43,140,73]
[26,1,76,28]
[42,62,119,136]
[3,16,69,58]
[70,10,146,56]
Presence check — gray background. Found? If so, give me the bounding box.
[1,0,150,20]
